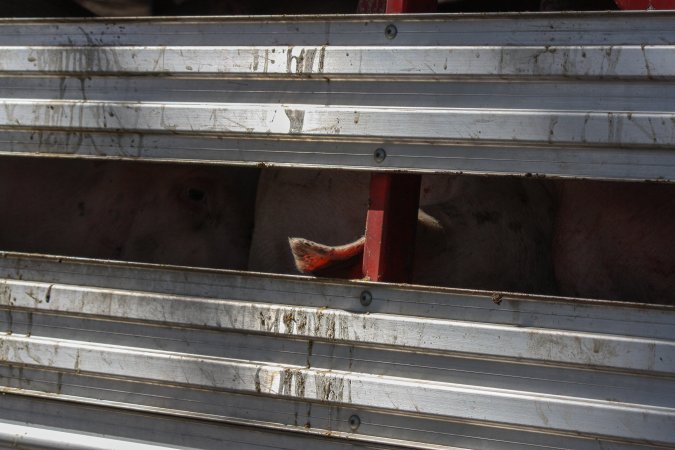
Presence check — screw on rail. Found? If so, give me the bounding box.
[349,414,361,431]
[384,24,398,39]
[359,291,373,307]
[373,148,387,163]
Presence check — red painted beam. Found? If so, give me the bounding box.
[357,0,437,14]
[363,173,421,282]
[360,0,433,283]
[386,0,437,13]
[615,0,675,9]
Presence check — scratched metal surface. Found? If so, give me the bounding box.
[0,13,674,180]
[0,251,673,449]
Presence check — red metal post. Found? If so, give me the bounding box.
[360,0,434,283]
[614,0,675,8]
[363,173,422,282]
[386,0,437,13]
[357,0,436,13]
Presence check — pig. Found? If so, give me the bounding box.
[0,157,258,270]
[71,0,360,17]
[249,169,559,295]
[0,0,92,17]
[553,180,675,305]
[248,169,371,277]
[250,169,674,305]
[72,0,151,16]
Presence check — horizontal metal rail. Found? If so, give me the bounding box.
[1,252,673,449]
[0,13,674,180]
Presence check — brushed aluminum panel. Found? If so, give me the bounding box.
[0,13,674,180]
[0,252,673,448]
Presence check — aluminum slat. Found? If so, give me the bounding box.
[0,13,674,180]
[0,394,381,450]
[0,252,673,449]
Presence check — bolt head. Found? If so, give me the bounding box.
[359,291,373,306]
[349,414,361,431]
[374,147,387,163]
[384,24,398,39]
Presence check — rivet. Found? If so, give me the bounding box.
[384,24,398,39]
[349,414,361,431]
[359,291,372,306]
[373,147,387,163]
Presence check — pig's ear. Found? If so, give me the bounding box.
[289,236,366,274]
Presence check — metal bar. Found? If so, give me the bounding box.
[2,130,673,180]
[1,333,672,444]
[0,252,673,448]
[2,100,674,146]
[0,14,673,180]
[2,278,674,372]
[2,45,674,78]
[1,14,674,47]
[0,389,655,450]
[2,252,672,339]
[363,173,421,282]
[0,394,373,450]
[0,421,172,450]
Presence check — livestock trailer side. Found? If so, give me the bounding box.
[0,4,673,449]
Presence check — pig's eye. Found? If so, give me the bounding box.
[187,188,206,202]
